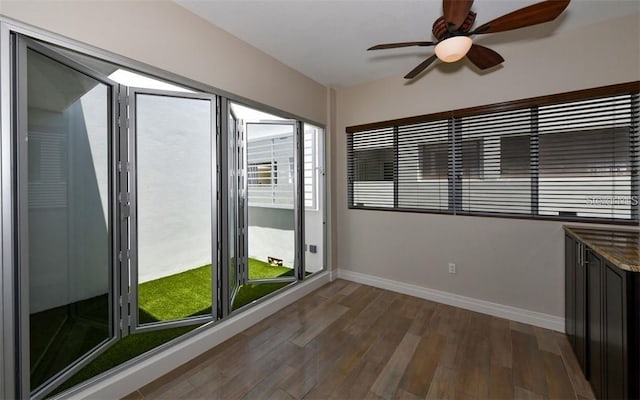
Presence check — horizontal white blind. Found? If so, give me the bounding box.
[247,135,294,208]
[397,120,450,212]
[535,96,636,221]
[348,127,394,208]
[347,90,639,223]
[304,130,316,209]
[458,109,533,216]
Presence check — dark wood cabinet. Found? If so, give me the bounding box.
[565,234,588,373]
[587,251,604,397]
[604,262,626,400]
[565,235,576,347]
[565,232,640,400]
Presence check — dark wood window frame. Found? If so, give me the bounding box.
[346,82,640,225]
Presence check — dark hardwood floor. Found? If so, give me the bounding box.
[124,280,595,399]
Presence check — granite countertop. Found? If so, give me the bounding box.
[564,226,640,273]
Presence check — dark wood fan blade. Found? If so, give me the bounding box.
[404,54,438,79]
[443,0,474,31]
[474,0,570,34]
[368,41,436,50]
[466,44,504,70]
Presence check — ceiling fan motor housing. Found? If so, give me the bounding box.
[432,11,476,40]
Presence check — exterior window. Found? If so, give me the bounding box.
[500,135,530,177]
[539,128,630,176]
[419,142,447,179]
[461,139,484,179]
[248,161,277,185]
[347,87,639,223]
[349,128,395,208]
[354,148,393,181]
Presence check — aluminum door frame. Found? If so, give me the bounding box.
[128,87,218,333]
[13,34,122,400]
[240,120,302,285]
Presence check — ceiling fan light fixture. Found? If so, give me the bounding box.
[434,36,472,63]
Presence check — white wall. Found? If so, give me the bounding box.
[334,13,640,319]
[136,94,213,283]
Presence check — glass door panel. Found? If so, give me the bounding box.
[228,111,239,308]
[20,44,116,393]
[244,122,298,283]
[132,90,216,328]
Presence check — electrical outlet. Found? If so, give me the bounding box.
[448,263,456,274]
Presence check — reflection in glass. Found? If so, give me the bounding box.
[136,94,212,323]
[26,49,112,390]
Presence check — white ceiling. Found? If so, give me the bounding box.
[176,0,639,87]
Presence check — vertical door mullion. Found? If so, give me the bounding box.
[211,96,219,321]
[295,122,305,281]
[219,98,230,317]
[0,23,17,399]
[118,85,132,337]
[14,33,31,400]
[241,120,249,285]
[234,118,244,290]
[128,88,140,332]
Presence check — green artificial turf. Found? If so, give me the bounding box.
[138,258,292,320]
[232,282,291,310]
[35,258,293,396]
[30,295,110,390]
[248,257,292,279]
[51,324,197,396]
[138,264,212,321]
[231,258,293,309]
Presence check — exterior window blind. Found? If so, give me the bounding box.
[346,83,639,224]
[304,129,317,209]
[398,120,450,212]
[348,127,394,208]
[247,135,294,208]
[458,109,533,215]
[537,96,636,221]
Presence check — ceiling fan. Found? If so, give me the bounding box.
[368,0,570,79]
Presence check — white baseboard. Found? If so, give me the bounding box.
[329,268,337,281]
[63,272,331,400]
[337,269,564,332]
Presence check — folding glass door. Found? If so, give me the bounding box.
[229,109,302,310]
[15,37,120,396]
[14,36,218,396]
[227,109,240,310]
[243,121,299,281]
[9,31,323,398]
[129,88,217,332]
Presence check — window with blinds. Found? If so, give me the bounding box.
[348,127,395,208]
[346,83,639,224]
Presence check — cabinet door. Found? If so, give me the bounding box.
[587,251,604,398]
[604,263,627,400]
[565,235,576,347]
[575,241,588,373]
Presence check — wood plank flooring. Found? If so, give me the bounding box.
[124,280,594,400]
